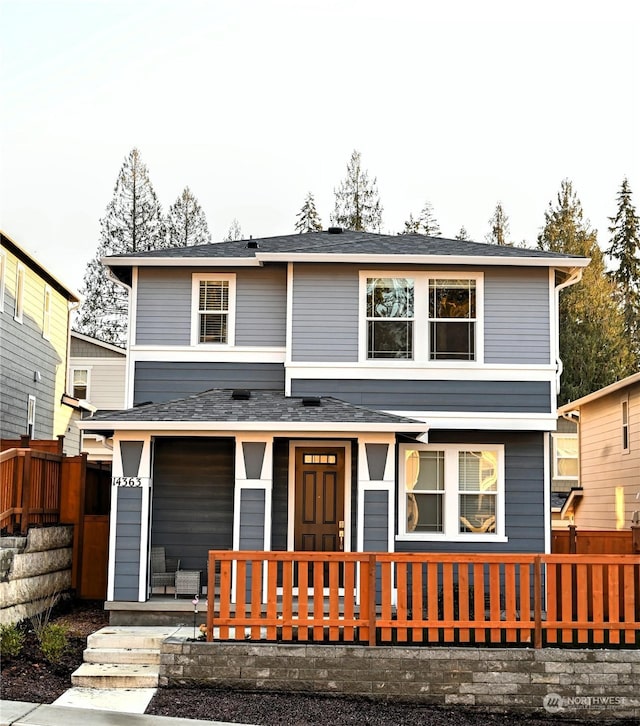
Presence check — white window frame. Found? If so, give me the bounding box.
[190,273,236,346]
[359,271,484,364]
[14,263,25,323]
[42,285,52,339]
[71,367,91,401]
[27,395,36,437]
[397,442,505,542]
[622,396,630,454]
[0,249,6,312]
[551,432,579,481]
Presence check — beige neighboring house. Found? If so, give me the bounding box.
[69,331,126,461]
[558,372,640,530]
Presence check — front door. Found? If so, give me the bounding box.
[294,447,345,551]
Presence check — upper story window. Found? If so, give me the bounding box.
[14,263,25,323]
[191,274,236,346]
[552,433,579,483]
[366,277,414,359]
[622,397,629,453]
[428,279,476,360]
[43,285,52,339]
[400,443,503,540]
[360,272,482,363]
[0,250,6,312]
[72,368,90,400]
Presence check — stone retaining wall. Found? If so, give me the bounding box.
[160,640,640,719]
[0,526,73,625]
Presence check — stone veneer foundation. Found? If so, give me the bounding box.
[160,640,640,719]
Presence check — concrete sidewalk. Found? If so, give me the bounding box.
[1,701,253,726]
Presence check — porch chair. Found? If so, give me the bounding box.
[151,546,180,593]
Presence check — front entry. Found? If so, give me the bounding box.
[294,447,345,551]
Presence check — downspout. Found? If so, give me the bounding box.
[554,267,583,398]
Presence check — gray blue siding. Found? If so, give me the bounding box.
[363,490,389,551]
[291,379,552,413]
[134,362,285,404]
[113,487,142,601]
[484,268,550,364]
[135,267,286,347]
[239,490,265,550]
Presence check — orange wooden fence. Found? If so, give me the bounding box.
[206,551,640,648]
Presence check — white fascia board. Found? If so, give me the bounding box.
[130,346,286,363]
[103,257,262,268]
[558,371,640,411]
[71,331,126,355]
[389,411,558,431]
[256,252,591,268]
[78,421,425,434]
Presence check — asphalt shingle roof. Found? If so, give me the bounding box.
[106,229,586,262]
[88,388,423,426]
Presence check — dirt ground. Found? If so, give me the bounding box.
[1,600,633,725]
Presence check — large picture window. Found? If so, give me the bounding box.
[191,274,236,345]
[366,277,414,359]
[399,443,504,540]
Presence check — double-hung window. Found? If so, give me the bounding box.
[15,263,25,323]
[400,443,504,540]
[622,397,629,453]
[72,368,90,400]
[361,272,481,362]
[552,434,579,486]
[191,274,236,345]
[366,277,414,359]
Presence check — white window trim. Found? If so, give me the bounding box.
[396,442,506,542]
[42,285,52,340]
[551,432,579,480]
[358,271,484,364]
[70,366,92,401]
[190,273,236,346]
[622,396,630,454]
[14,263,25,323]
[0,249,6,312]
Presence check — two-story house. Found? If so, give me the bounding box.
[80,229,589,603]
[0,231,81,454]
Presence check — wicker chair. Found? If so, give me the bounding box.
[151,546,180,593]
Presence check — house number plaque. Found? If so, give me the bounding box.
[112,476,143,487]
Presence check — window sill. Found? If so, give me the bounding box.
[395,534,508,544]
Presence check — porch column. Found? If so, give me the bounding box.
[108,434,152,602]
[357,434,396,553]
[233,435,274,551]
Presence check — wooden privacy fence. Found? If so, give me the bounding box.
[206,551,640,648]
[552,526,640,554]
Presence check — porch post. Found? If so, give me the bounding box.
[357,434,396,554]
[233,435,274,552]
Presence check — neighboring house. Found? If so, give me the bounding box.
[0,231,83,455]
[79,229,589,603]
[558,372,640,530]
[69,331,126,462]
[549,416,579,529]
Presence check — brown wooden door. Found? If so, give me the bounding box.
[294,448,345,551]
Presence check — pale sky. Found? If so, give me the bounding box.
[1,0,638,294]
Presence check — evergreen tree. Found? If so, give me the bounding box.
[606,177,640,363]
[224,218,243,241]
[402,201,441,236]
[295,192,323,232]
[455,226,470,241]
[74,148,165,347]
[331,150,383,231]
[485,202,511,246]
[166,186,212,247]
[537,179,634,402]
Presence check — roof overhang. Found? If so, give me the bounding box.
[61,394,97,413]
[71,331,126,355]
[558,372,640,412]
[560,488,584,520]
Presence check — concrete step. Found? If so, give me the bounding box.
[86,626,178,651]
[83,646,161,665]
[71,662,160,688]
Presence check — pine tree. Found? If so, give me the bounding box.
[485,202,511,246]
[606,177,640,363]
[455,226,470,241]
[537,179,634,402]
[166,186,212,247]
[295,192,323,233]
[74,148,165,347]
[402,201,441,236]
[331,150,382,232]
[224,218,243,241]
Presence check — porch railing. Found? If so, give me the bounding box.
[206,551,640,648]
